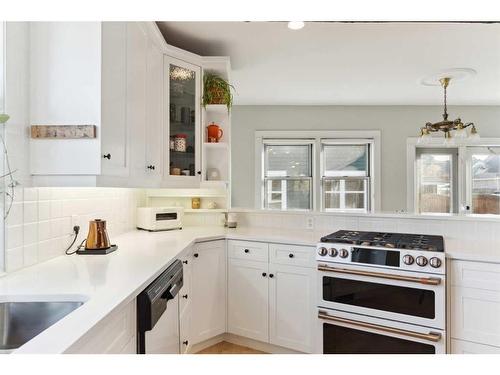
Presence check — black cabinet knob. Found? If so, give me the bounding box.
[182,260,188,264]
[183,340,189,346]
[197,171,201,175]
[194,253,199,258]
[147,165,155,170]
[244,249,249,253]
[269,274,274,278]
[289,253,294,258]
[103,153,111,160]
[262,272,267,277]
[182,294,188,299]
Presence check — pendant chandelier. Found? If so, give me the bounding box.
[418,76,479,145]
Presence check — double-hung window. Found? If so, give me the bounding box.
[263,140,313,210]
[321,140,372,212]
[467,146,500,215]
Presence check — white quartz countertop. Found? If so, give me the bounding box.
[1,225,498,354]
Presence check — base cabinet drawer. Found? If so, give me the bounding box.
[451,260,500,291]
[228,240,269,262]
[269,243,315,268]
[451,339,500,354]
[65,299,136,354]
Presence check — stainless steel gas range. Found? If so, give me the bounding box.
[316,230,446,354]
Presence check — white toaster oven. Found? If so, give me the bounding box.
[137,207,183,231]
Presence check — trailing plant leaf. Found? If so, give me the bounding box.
[202,73,235,112]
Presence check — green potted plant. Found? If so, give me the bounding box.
[202,73,235,112]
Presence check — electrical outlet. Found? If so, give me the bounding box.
[71,215,80,229]
[305,216,314,230]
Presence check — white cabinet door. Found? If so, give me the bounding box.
[451,286,500,347]
[451,339,500,354]
[101,22,129,177]
[190,240,227,344]
[269,263,316,353]
[126,22,148,183]
[163,55,202,187]
[145,38,164,182]
[65,300,136,354]
[227,258,269,342]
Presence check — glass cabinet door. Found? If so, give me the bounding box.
[166,56,200,179]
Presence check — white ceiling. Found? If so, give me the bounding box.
[157,22,500,105]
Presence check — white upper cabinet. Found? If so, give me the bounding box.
[101,22,129,177]
[28,22,230,190]
[163,55,202,187]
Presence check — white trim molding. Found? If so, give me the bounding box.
[255,130,381,213]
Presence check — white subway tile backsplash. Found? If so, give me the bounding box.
[38,201,51,221]
[5,202,23,226]
[23,223,38,245]
[7,225,23,250]
[6,247,24,272]
[38,221,51,241]
[4,187,143,273]
[23,244,38,267]
[23,188,38,202]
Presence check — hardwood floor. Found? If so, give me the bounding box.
[196,341,267,354]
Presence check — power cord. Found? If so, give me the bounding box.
[65,226,86,255]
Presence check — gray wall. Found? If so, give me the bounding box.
[231,105,500,212]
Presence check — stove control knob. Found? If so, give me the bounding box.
[328,248,338,257]
[318,247,328,256]
[429,257,442,268]
[339,249,349,258]
[402,254,415,265]
[416,256,428,267]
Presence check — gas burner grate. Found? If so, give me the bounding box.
[320,230,444,252]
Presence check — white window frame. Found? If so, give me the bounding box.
[320,139,374,213]
[255,130,381,212]
[407,137,500,215]
[261,139,315,211]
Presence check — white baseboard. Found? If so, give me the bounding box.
[190,333,305,354]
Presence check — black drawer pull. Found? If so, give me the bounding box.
[194,253,199,258]
[244,249,250,253]
[103,153,111,160]
[182,294,188,299]
[183,260,188,264]
[269,274,274,278]
[289,253,294,258]
[262,272,267,277]
[183,340,189,345]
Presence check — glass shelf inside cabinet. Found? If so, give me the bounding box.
[169,63,197,176]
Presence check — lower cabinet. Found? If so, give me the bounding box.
[450,260,500,353]
[451,339,500,354]
[269,263,316,353]
[227,240,316,353]
[227,258,269,342]
[65,299,136,354]
[190,240,227,345]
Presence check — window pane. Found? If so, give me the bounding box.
[418,154,452,214]
[265,179,311,210]
[324,178,367,211]
[324,145,368,177]
[265,144,311,177]
[471,152,500,214]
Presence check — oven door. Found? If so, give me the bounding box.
[317,309,445,354]
[318,262,445,329]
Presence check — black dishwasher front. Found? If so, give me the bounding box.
[137,259,183,354]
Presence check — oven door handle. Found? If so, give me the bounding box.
[317,264,442,286]
[318,311,442,342]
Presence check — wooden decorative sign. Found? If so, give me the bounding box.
[31,125,97,139]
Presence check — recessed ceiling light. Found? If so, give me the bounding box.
[287,21,305,30]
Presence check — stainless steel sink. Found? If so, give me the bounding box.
[0,301,84,351]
